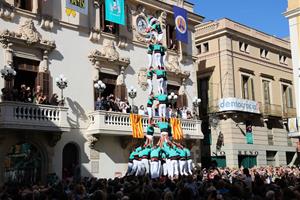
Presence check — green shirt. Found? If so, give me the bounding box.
[147,125,154,135]
[147,97,154,107]
[153,43,162,52]
[169,147,179,157]
[155,94,168,104]
[183,148,191,157]
[150,147,161,158]
[157,121,169,131]
[147,44,154,54]
[129,151,135,160]
[138,147,151,158]
[155,69,166,77]
[176,148,186,158]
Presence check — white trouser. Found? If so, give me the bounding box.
[163,80,167,94]
[179,160,187,176]
[154,53,161,68]
[150,160,160,179]
[159,104,166,118]
[157,78,164,94]
[166,159,173,178]
[135,160,145,176]
[154,33,163,43]
[162,161,168,176]
[127,162,133,175]
[148,53,153,68]
[187,159,193,175]
[141,158,150,174]
[130,160,138,175]
[147,107,153,118]
[147,79,153,95]
[172,159,179,177]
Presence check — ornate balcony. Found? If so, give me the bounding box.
[260,103,282,118]
[0,101,69,132]
[87,111,204,139]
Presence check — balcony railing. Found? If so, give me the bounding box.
[282,107,297,119]
[260,103,282,117]
[0,101,69,132]
[87,111,204,139]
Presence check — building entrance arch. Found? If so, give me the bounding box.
[62,143,80,180]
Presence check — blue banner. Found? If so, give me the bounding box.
[105,0,125,25]
[173,6,188,43]
[66,0,88,15]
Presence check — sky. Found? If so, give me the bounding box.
[189,0,290,39]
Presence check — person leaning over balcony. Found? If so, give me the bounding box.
[49,93,59,106]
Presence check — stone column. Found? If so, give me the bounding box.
[39,50,49,72]
[4,43,13,67]
[32,0,38,14]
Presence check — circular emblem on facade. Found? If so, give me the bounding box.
[136,16,148,35]
[175,15,187,34]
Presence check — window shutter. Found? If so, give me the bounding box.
[100,4,105,31]
[250,78,255,100]
[288,87,293,108]
[36,72,50,97]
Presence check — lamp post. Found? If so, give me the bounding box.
[168,92,178,117]
[193,97,201,119]
[94,80,106,99]
[128,86,137,113]
[55,74,68,106]
[1,65,16,101]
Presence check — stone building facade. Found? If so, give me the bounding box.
[0,0,203,184]
[195,18,298,168]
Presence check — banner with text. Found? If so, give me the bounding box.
[218,98,260,114]
[66,0,88,15]
[105,0,125,25]
[173,6,188,43]
[288,118,300,137]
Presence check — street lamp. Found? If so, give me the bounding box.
[1,65,16,81]
[55,74,68,106]
[128,86,137,113]
[94,80,106,98]
[193,97,201,119]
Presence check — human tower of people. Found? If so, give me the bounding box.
[127,16,193,180]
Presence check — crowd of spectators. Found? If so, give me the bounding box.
[95,94,194,120]
[1,165,300,200]
[1,84,60,106]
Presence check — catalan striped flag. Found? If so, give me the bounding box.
[130,114,144,138]
[170,118,183,140]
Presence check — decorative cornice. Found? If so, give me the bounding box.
[0,19,56,50]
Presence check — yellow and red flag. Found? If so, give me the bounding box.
[170,118,183,140]
[130,114,144,138]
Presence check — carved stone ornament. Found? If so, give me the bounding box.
[138,67,148,91]
[89,39,130,67]
[47,133,62,147]
[117,36,128,49]
[89,28,101,43]
[131,4,149,43]
[87,134,99,149]
[40,15,54,31]
[0,19,56,50]
[157,11,167,29]
[0,1,14,21]
[166,53,190,79]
